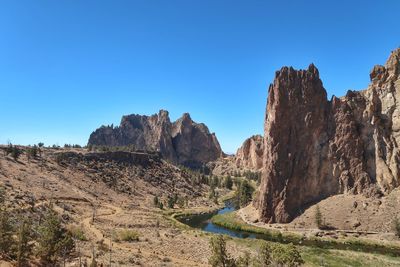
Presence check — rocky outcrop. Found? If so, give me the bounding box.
[88,110,223,168]
[171,113,223,168]
[255,48,400,223]
[235,135,264,170]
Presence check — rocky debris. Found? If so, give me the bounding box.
[255,48,400,223]
[235,135,264,170]
[88,110,223,169]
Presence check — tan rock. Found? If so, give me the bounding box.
[235,135,264,170]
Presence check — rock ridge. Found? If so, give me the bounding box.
[88,110,223,168]
[255,48,400,223]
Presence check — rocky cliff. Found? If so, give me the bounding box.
[255,48,400,223]
[235,135,264,170]
[88,110,223,168]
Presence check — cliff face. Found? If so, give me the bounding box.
[171,113,223,168]
[255,48,400,223]
[235,135,264,170]
[88,110,223,168]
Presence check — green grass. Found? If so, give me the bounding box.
[301,247,400,267]
[223,234,400,266]
[211,211,400,257]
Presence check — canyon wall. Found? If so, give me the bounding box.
[255,49,400,223]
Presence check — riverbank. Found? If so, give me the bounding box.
[211,211,400,257]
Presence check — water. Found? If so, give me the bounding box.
[179,201,263,239]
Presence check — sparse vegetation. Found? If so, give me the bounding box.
[0,209,14,256]
[5,144,22,161]
[68,224,88,241]
[26,145,39,160]
[208,235,236,267]
[393,217,400,238]
[15,218,34,267]
[36,209,74,264]
[113,229,139,242]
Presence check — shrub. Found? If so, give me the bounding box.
[315,205,323,229]
[208,235,236,267]
[67,224,87,241]
[259,242,272,266]
[237,251,251,267]
[26,145,38,160]
[15,218,34,267]
[153,195,159,207]
[113,229,139,242]
[0,186,5,205]
[36,209,74,263]
[0,209,14,256]
[6,144,22,161]
[394,217,400,238]
[271,243,304,267]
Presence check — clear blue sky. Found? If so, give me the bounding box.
[0,1,399,153]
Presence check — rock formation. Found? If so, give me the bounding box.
[88,110,223,168]
[235,135,264,170]
[255,48,400,223]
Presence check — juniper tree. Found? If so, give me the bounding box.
[315,205,323,229]
[0,209,14,257]
[236,180,254,207]
[208,235,236,267]
[15,218,34,267]
[393,217,400,238]
[36,209,74,264]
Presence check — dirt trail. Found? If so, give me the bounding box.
[81,202,204,266]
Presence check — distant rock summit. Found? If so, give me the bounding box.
[88,110,223,168]
[235,135,264,170]
[255,48,400,223]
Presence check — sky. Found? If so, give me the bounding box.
[0,1,399,153]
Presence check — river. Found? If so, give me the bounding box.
[178,201,266,239]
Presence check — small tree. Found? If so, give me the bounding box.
[167,195,176,209]
[315,205,323,229]
[208,235,236,267]
[177,197,186,208]
[15,218,34,267]
[7,145,22,161]
[36,209,74,264]
[0,186,5,205]
[225,176,233,190]
[0,209,14,257]
[26,145,38,161]
[236,180,254,207]
[259,242,272,266]
[153,196,159,207]
[393,217,400,238]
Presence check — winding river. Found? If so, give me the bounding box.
[179,201,266,239]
